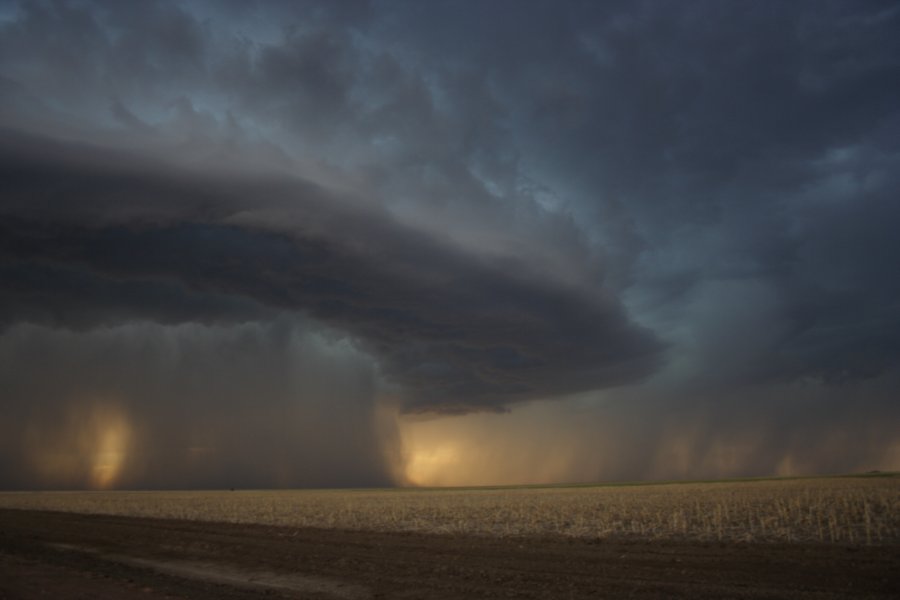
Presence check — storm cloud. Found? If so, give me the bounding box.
[1,0,899,488]
[0,130,661,411]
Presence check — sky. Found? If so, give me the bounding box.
[1,0,899,490]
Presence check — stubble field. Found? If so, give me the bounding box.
[1,474,898,599]
[1,473,897,544]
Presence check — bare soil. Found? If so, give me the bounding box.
[1,509,897,599]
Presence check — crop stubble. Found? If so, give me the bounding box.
[1,475,897,544]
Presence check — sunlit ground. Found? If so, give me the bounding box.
[27,402,133,490]
[403,442,463,486]
[89,414,131,489]
[397,403,900,488]
[397,406,590,487]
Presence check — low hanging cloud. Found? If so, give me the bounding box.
[0,130,663,414]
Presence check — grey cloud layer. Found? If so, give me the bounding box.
[1,0,899,486]
[0,131,661,412]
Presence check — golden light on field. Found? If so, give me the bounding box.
[398,416,482,486]
[404,443,462,486]
[397,400,866,488]
[26,402,133,490]
[88,411,132,489]
[397,405,590,487]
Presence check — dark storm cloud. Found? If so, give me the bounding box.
[366,2,900,387]
[430,0,900,388]
[0,130,661,412]
[1,0,899,486]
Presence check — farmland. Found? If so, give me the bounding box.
[1,473,897,544]
[1,475,898,599]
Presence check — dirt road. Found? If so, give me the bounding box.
[1,509,897,599]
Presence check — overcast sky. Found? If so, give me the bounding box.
[1,0,898,489]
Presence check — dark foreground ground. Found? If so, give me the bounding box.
[0,509,897,599]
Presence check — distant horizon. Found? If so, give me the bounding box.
[3,469,897,495]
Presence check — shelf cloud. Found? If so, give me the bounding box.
[1,0,898,488]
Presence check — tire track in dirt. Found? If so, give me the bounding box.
[47,543,369,599]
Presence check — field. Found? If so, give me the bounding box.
[1,474,898,544]
[1,475,899,599]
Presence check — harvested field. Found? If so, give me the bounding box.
[1,508,899,599]
[2,476,898,599]
[1,474,897,544]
